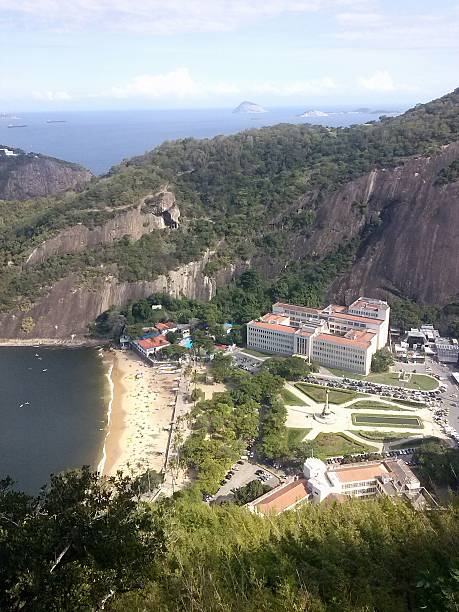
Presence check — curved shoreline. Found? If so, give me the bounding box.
[97,358,115,475]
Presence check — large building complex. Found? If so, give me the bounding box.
[247,457,433,515]
[303,457,433,508]
[246,297,390,374]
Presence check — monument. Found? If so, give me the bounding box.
[314,389,337,424]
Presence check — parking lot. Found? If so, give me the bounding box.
[233,350,264,373]
[211,459,281,502]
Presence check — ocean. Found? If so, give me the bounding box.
[0,107,402,175]
[0,347,109,493]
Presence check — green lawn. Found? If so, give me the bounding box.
[391,436,446,450]
[350,400,409,411]
[287,428,311,446]
[351,413,423,429]
[308,432,372,458]
[281,389,308,406]
[295,382,362,404]
[325,368,438,391]
[357,430,411,442]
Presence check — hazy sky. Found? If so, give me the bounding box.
[1,0,458,110]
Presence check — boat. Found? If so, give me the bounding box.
[46,120,67,123]
[8,124,27,128]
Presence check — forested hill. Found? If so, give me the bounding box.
[1,88,459,338]
[1,468,459,611]
[0,146,92,200]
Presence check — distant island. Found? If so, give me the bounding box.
[354,107,400,115]
[233,101,267,114]
[300,110,329,117]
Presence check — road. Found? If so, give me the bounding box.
[398,357,459,431]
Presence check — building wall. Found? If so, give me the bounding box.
[246,325,295,355]
[311,337,372,375]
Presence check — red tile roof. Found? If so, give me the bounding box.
[331,463,389,484]
[250,321,297,334]
[315,333,372,349]
[155,322,176,331]
[138,336,170,350]
[252,479,310,514]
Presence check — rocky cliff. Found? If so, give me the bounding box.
[0,149,92,200]
[26,189,180,266]
[0,255,245,339]
[286,141,459,306]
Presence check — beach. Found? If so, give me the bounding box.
[102,349,181,477]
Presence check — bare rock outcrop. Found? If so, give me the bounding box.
[0,254,246,339]
[0,152,92,200]
[26,189,180,266]
[288,141,459,306]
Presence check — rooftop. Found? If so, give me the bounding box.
[250,321,297,334]
[137,336,170,350]
[350,297,389,311]
[331,463,390,484]
[250,479,310,514]
[315,332,373,349]
[155,322,176,331]
[261,313,291,324]
[273,302,321,315]
[325,310,384,325]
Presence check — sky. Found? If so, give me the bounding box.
[0,0,458,111]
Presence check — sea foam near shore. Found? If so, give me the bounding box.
[97,358,114,475]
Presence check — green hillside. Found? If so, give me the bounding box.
[1,88,459,316]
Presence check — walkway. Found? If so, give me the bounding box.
[284,383,447,443]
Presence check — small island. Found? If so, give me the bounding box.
[233,100,267,114]
[300,109,329,117]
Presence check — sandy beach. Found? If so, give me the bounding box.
[102,350,181,478]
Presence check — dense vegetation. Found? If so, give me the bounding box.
[2,467,459,611]
[2,89,459,315]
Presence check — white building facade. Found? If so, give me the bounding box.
[247,297,389,375]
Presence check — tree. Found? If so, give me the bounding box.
[190,388,205,403]
[371,348,394,373]
[0,468,163,611]
[165,330,180,344]
[263,356,312,381]
[163,344,188,359]
[233,479,271,505]
[448,319,459,339]
[209,352,233,382]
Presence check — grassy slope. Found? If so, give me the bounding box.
[1,89,459,313]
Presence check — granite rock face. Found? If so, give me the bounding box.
[0,151,92,199]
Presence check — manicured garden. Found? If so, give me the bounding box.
[351,413,423,429]
[295,382,364,404]
[357,430,410,442]
[281,388,308,406]
[308,432,372,458]
[351,400,410,411]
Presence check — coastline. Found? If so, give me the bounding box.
[102,349,181,478]
[0,337,106,347]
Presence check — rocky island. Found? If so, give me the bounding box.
[232,100,267,113]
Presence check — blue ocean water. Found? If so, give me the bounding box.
[0,107,402,175]
[0,347,109,493]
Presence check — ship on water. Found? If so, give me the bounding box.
[46,120,67,123]
[8,124,27,128]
